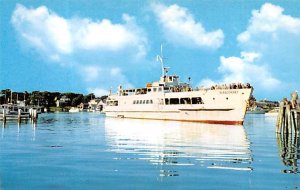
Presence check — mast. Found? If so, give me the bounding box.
[157,44,164,77]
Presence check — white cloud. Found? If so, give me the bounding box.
[236,3,300,64]
[73,13,147,56]
[12,4,72,56]
[199,52,280,89]
[11,4,147,61]
[219,53,280,88]
[11,4,147,95]
[151,2,224,49]
[200,3,300,97]
[87,87,109,97]
[235,3,300,95]
[237,3,300,44]
[83,66,134,96]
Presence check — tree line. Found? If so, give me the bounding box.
[0,89,106,108]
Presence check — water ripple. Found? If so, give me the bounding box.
[104,118,252,176]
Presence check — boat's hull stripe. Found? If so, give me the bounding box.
[106,116,243,125]
[105,111,180,113]
[179,108,233,111]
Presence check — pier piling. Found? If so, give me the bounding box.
[32,109,38,122]
[2,109,6,124]
[29,108,32,119]
[276,91,300,134]
[18,109,21,123]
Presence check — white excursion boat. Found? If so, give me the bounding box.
[104,47,253,125]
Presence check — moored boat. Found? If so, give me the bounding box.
[265,107,279,116]
[246,106,266,114]
[69,107,80,113]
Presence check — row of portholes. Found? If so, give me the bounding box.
[212,97,229,100]
[133,99,154,104]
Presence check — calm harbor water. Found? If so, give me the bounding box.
[0,113,299,189]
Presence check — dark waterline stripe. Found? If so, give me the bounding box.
[106,116,243,125]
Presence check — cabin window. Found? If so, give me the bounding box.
[226,97,229,100]
[147,89,151,92]
[153,88,157,92]
[165,99,170,105]
[139,100,143,104]
[133,100,136,104]
[192,97,203,104]
[180,98,191,104]
[150,100,153,104]
[146,100,149,104]
[107,100,118,106]
[169,76,172,81]
[143,100,146,104]
[170,98,179,104]
[158,87,162,92]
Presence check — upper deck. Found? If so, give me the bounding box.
[114,74,252,97]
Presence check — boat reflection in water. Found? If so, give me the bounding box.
[104,118,252,176]
[277,133,300,174]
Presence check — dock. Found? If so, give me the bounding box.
[0,104,40,123]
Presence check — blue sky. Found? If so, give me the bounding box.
[1,0,300,100]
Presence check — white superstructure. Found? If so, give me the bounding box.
[104,47,253,125]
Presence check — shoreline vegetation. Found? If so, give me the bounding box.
[0,89,107,112]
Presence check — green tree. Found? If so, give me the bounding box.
[71,95,83,106]
[83,93,95,103]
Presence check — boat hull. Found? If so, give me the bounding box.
[105,113,243,125]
